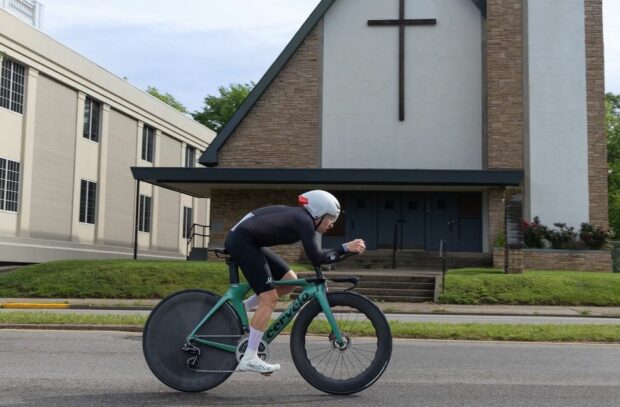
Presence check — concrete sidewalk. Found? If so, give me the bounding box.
[1,297,620,318]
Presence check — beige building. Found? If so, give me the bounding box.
[0,8,214,263]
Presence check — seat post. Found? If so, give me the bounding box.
[227,259,240,285]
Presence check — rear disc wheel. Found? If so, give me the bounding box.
[142,289,242,392]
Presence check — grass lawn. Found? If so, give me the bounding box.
[439,268,620,306]
[1,261,619,307]
[0,260,311,299]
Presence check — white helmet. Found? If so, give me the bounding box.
[298,190,340,222]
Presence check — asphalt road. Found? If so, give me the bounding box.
[2,308,620,325]
[0,330,619,407]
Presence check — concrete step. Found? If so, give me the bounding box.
[293,270,441,303]
[356,281,434,289]
[298,273,437,284]
[353,288,434,297]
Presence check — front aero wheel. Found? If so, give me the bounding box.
[143,289,242,392]
[290,292,392,395]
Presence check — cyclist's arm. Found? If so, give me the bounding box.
[299,228,346,266]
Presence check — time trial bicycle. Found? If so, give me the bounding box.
[142,248,392,395]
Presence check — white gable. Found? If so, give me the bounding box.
[321,0,483,169]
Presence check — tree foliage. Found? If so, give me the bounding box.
[192,82,254,132]
[606,92,620,235]
[146,86,189,114]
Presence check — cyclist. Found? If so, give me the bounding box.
[224,190,366,374]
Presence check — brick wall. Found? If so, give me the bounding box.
[585,0,608,228]
[493,248,612,272]
[488,188,505,250]
[486,0,524,170]
[217,24,322,168]
[209,189,307,263]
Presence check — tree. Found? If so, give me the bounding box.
[146,86,188,114]
[192,82,254,132]
[606,92,620,235]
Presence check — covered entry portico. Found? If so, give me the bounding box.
[131,167,522,258]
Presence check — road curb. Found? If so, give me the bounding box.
[0,324,142,332]
[1,303,70,309]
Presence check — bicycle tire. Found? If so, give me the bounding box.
[142,289,242,392]
[290,291,392,395]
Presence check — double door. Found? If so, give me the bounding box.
[342,192,482,252]
[377,192,459,251]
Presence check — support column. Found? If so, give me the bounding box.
[150,129,162,249]
[95,104,110,243]
[17,67,39,237]
[69,92,86,242]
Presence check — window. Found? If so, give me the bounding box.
[0,59,26,114]
[0,158,20,212]
[139,195,152,233]
[79,180,97,224]
[142,126,155,162]
[185,146,196,168]
[83,97,101,142]
[182,206,193,238]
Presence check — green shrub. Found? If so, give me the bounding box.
[522,216,548,248]
[579,223,610,250]
[547,223,578,249]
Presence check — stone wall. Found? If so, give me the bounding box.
[493,248,612,272]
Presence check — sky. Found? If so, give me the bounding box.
[37,0,620,113]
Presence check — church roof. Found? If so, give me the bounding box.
[198,0,487,167]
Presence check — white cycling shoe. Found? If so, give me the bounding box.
[238,355,280,374]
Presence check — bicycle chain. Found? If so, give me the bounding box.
[182,335,272,374]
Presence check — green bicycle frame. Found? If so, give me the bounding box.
[186,278,345,354]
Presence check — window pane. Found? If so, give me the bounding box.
[83,98,91,138]
[79,180,87,222]
[142,127,154,162]
[139,195,152,232]
[147,130,154,162]
[145,196,151,233]
[0,158,6,211]
[87,181,97,224]
[185,146,195,168]
[90,101,100,142]
[0,60,26,114]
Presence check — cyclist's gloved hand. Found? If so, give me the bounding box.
[344,239,366,254]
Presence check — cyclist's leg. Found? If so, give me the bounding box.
[226,231,281,372]
[264,247,298,296]
[244,248,297,310]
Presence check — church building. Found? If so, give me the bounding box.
[132,0,608,271]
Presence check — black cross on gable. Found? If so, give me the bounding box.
[368,0,437,121]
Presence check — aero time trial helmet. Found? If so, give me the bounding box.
[298,190,340,222]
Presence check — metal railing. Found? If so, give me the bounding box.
[186,223,210,257]
[2,0,44,28]
[392,222,399,269]
[439,239,448,292]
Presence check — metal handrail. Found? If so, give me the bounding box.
[186,223,210,257]
[392,222,399,269]
[439,239,448,293]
